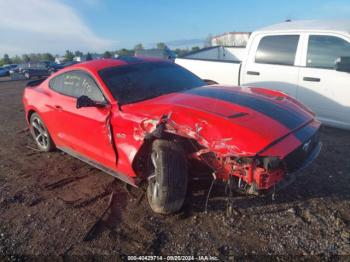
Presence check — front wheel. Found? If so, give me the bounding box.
[147,140,188,214]
[29,113,55,152]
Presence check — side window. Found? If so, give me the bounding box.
[49,73,65,93]
[76,72,106,102]
[255,35,300,66]
[49,71,105,102]
[306,35,350,69]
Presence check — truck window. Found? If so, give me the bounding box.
[306,35,350,69]
[255,35,299,66]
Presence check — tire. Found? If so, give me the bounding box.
[147,140,188,214]
[29,113,55,152]
[24,72,30,79]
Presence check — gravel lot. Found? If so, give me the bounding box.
[0,77,349,260]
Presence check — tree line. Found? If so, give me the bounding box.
[0,42,202,66]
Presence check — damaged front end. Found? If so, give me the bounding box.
[135,111,321,197]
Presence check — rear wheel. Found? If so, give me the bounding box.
[147,140,188,214]
[29,113,55,152]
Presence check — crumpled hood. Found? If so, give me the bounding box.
[122,85,315,157]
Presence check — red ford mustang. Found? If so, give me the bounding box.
[23,57,321,214]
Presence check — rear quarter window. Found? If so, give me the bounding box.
[49,71,105,102]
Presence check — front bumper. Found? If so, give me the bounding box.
[275,141,322,192]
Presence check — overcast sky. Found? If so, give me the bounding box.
[0,0,350,56]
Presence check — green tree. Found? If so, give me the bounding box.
[134,43,144,51]
[42,53,54,61]
[12,55,22,64]
[74,50,83,57]
[28,53,41,62]
[22,54,30,62]
[156,42,167,50]
[64,50,74,62]
[3,54,11,64]
[85,53,93,61]
[191,46,200,52]
[103,51,112,58]
[117,48,133,56]
[174,48,189,58]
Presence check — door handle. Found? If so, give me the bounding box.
[247,71,260,76]
[54,105,63,110]
[303,77,321,82]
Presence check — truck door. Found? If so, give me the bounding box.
[242,34,301,97]
[297,34,350,129]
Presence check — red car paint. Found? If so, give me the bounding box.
[23,58,321,191]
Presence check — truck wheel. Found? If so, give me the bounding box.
[29,113,55,152]
[147,140,188,214]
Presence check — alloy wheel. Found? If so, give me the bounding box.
[31,117,49,150]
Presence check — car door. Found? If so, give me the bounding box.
[48,70,117,170]
[242,34,301,97]
[297,34,350,129]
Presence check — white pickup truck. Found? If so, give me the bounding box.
[176,20,350,130]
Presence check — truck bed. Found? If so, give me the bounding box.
[176,58,241,86]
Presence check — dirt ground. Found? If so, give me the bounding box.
[0,77,349,260]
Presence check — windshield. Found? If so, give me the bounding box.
[99,61,205,105]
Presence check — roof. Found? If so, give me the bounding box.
[68,57,164,71]
[258,20,350,34]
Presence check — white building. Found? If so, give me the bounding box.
[211,32,251,47]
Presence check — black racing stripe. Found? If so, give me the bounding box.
[294,123,319,143]
[185,87,309,130]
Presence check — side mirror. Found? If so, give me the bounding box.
[76,95,106,109]
[335,57,350,73]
